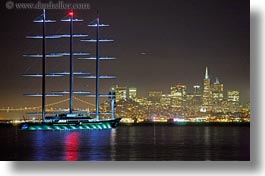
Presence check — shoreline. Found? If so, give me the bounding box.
[0,121,250,128]
[119,122,250,126]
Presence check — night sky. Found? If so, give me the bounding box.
[0,0,249,111]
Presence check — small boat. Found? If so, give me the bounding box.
[20,9,121,130]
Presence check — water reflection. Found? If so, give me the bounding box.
[34,131,46,160]
[30,129,116,161]
[110,129,116,160]
[203,126,211,160]
[9,126,249,161]
[64,132,80,161]
[85,130,113,161]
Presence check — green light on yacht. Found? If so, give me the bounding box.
[96,124,102,129]
[29,126,36,130]
[83,125,90,129]
[102,124,107,129]
[53,125,61,130]
[91,124,96,129]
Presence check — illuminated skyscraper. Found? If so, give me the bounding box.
[160,94,172,106]
[170,84,187,108]
[227,90,240,112]
[212,77,224,102]
[201,66,213,112]
[128,87,137,100]
[171,84,187,98]
[212,77,224,112]
[185,84,202,113]
[227,90,240,102]
[115,86,127,102]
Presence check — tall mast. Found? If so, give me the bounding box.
[42,9,46,121]
[23,11,71,118]
[95,12,100,121]
[79,13,115,120]
[56,11,89,114]
[69,10,74,114]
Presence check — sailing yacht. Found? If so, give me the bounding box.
[20,9,121,130]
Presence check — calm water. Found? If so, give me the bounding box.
[0,124,250,161]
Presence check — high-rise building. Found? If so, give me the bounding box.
[193,84,201,96]
[128,87,137,100]
[160,94,172,106]
[227,90,240,112]
[212,77,224,112]
[171,84,187,98]
[185,84,202,113]
[227,90,240,102]
[170,84,187,108]
[212,78,224,101]
[201,66,213,112]
[115,86,127,102]
[149,91,162,103]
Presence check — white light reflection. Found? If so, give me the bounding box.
[110,129,116,161]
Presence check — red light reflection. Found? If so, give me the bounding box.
[65,132,80,161]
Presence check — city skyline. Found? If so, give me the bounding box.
[0,65,248,107]
[112,66,248,104]
[110,65,249,125]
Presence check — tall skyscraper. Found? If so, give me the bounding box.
[227,90,240,112]
[187,84,202,113]
[212,77,224,102]
[170,84,187,108]
[227,90,240,102]
[128,87,137,100]
[171,84,187,98]
[160,94,172,106]
[115,86,127,102]
[201,66,213,112]
[212,77,224,112]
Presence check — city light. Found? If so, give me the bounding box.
[110,67,250,124]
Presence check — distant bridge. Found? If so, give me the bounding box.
[0,96,95,112]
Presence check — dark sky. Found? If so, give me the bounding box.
[0,0,249,109]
